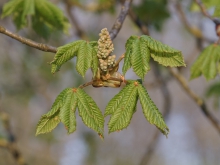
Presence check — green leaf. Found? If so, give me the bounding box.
[44,88,72,118]
[34,0,69,33]
[2,0,35,29]
[137,84,169,136]
[76,41,93,77]
[36,110,60,135]
[107,81,138,133]
[206,82,220,97]
[89,41,99,77]
[130,37,151,79]
[191,0,219,12]
[104,84,132,117]
[76,88,104,137]
[60,89,78,134]
[122,36,138,75]
[141,35,185,67]
[190,44,220,80]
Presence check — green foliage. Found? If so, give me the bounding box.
[191,0,219,11]
[105,80,169,136]
[76,88,104,137]
[50,41,98,77]
[1,0,69,38]
[106,81,138,133]
[133,0,170,30]
[137,83,169,136]
[214,6,220,17]
[190,44,220,80]
[36,88,104,137]
[206,82,220,97]
[123,35,185,78]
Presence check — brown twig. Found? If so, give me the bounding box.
[109,0,132,40]
[115,53,125,67]
[194,0,214,20]
[0,26,57,53]
[78,81,94,88]
[169,68,220,134]
[0,112,27,165]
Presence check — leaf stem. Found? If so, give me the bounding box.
[115,53,125,67]
[78,81,94,88]
[0,26,57,53]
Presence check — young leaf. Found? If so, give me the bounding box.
[130,37,151,79]
[76,41,93,77]
[107,81,138,133]
[141,35,185,67]
[2,0,35,29]
[137,84,169,136]
[122,36,138,75]
[44,88,72,118]
[89,41,99,77]
[50,40,83,74]
[190,44,220,80]
[36,111,60,135]
[60,89,78,134]
[76,88,104,137]
[34,0,69,33]
[104,84,132,117]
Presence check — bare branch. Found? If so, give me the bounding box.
[0,26,57,53]
[169,68,220,134]
[109,0,132,40]
[194,0,214,20]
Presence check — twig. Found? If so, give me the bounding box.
[115,53,125,67]
[0,26,57,53]
[194,0,213,20]
[0,112,27,165]
[169,68,220,134]
[65,0,88,40]
[109,0,132,40]
[78,81,94,88]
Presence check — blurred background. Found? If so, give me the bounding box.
[0,0,220,165]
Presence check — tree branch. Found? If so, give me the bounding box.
[0,26,57,53]
[194,0,214,21]
[109,0,132,40]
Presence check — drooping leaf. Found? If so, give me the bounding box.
[2,0,35,29]
[76,41,93,77]
[130,37,151,79]
[89,41,99,77]
[44,88,72,118]
[60,89,78,134]
[51,40,83,67]
[76,88,104,137]
[122,36,138,75]
[36,111,60,135]
[34,0,69,33]
[104,84,132,117]
[190,44,220,80]
[206,82,220,97]
[141,35,185,67]
[107,81,138,133]
[137,83,169,136]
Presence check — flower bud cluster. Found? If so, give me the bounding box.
[97,28,116,72]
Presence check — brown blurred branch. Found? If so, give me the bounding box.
[0,112,27,165]
[168,68,220,134]
[0,26,57,53]
[65,0,88,40]
[109,0,132,40]
[194,0,213,20]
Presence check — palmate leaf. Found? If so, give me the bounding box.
[141,36,185,67]
[60,89,78,134]
[137,83,169,136]
[76,88,104,137]
[36,111,60,135]
[123,35,185,78]
[89,41,99,77]
[214,6,220,17]
[107,81,138,133]
[190,44,220,80]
